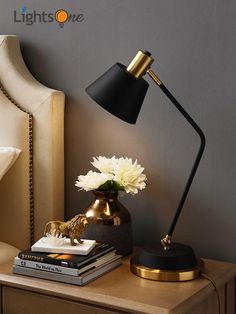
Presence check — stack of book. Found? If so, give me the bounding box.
[13,242,121,286]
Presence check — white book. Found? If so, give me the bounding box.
[31,238,96,255]
[14,252,118,276]
[13,258,122,286]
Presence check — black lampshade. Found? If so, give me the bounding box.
[86,63,149,124]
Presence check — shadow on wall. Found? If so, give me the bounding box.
[20,40,68,92]
[20,42,52,86]
[123,193,162,245]
[175,195,235,262]
[64,95,101,216]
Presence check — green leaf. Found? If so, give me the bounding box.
[98,180,124,191]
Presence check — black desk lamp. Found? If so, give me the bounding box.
[86,50,205,281]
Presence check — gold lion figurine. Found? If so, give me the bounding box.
[44,214,89,246]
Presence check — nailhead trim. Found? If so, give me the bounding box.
[0,84,34,245]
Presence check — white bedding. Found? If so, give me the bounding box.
[0,241,20,264]
[0,147,21,181]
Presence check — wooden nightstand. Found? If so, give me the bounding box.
[0,258,235,314]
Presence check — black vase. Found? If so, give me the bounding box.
[83,190,133,256]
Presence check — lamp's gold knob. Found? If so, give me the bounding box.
[126,50,154,78]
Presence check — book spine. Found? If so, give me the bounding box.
[18,252,69,267]
[14,258,80,276]
[12,265,83,285]
[18,246,115,269]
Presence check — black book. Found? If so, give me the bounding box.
[18,243,115,269]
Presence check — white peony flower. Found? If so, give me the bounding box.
[75,170,113,192]
[91,156,117,174]
[113,158,147,195]
[75,156,147,194]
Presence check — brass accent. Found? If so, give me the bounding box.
[84,190,131,226]
[161,234,172,250]
[44,214,89,246]
[0,83,34,245]
[147,68,162,86]
[126,51,163,87]
[126,51,154,78]
[130,260,203,282]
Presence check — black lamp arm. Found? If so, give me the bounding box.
[147,70,206,248]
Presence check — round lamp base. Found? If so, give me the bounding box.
[130,243,203,282]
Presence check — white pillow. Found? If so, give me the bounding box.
[0,147,21,181]
[0,241,20,264]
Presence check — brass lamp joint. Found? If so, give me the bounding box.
[126,50,154,78]
[161,234,172,250]
[146,68,162,86]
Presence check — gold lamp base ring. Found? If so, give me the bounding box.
[130,260,202,282]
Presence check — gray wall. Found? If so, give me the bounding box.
[0,0,235,262]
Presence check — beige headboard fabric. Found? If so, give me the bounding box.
[0,35,65,250]
[0,93,30,249]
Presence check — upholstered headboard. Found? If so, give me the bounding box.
[0,35,65,250]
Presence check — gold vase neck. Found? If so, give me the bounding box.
[92,190,118,199]
[84,190,131,225]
